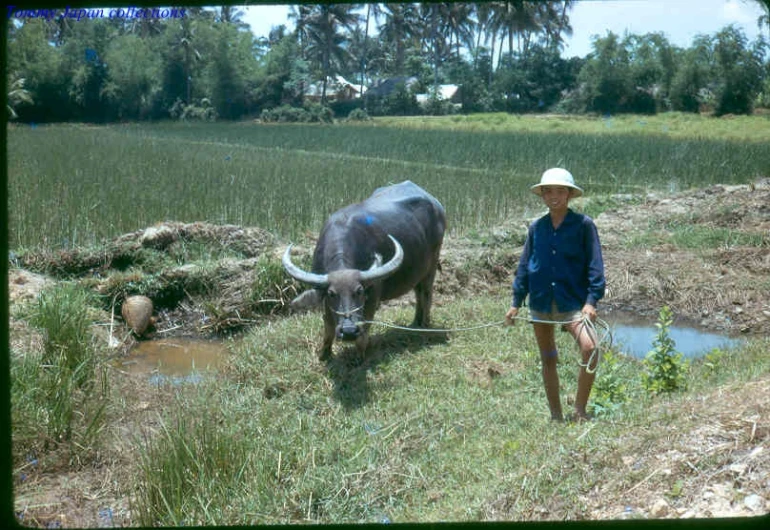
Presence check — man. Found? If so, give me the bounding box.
[505,168,606,422]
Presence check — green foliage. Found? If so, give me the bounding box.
[588,350,629,417]
[6,9,768,122]
[384,82,421,116]
[493,45,581,113]
[702,348,726,376]
[249,253,296,314]
[712,26,767,116]
[641,306,689,394]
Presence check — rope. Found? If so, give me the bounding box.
[361,319,508,333]
[362,311,613,374]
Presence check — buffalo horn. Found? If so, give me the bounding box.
[282,245,329,287]
[360,235,404,283]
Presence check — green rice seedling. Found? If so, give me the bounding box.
[7,120,769,250]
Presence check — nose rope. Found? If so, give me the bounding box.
[331,305,364,319]
[362,313,613,374]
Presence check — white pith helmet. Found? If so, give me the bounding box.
[531,167,583,198]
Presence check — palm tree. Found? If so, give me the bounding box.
[490,0,542,63]
[305,4,360,104]
[289,5,314,59]
[175,16,202,104]
[217,6,249,30]
[754,0,770,35]
[359,3,384,104]
[7,76,33,119]
[540,0,574,51]
[379,3,421,75]
[443,2,476,60]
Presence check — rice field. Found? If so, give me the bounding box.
[7,114,770,250]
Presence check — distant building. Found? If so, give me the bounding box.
[305,75,366,102]
[364,76,419,98]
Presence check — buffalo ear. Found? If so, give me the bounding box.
[290,289,324,311]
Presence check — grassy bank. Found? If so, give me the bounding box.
[130,296,770,524]
[8,113,769,249]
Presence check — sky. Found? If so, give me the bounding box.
[240,0,767,58]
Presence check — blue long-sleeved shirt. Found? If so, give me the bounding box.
[512,209,605,312]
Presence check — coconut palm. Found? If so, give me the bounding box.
[443,2,476,60]
[379,3,421,75]
[304,4,360,104]
[540,0,575,51]
[289,5,314,59]
[359,3,384,101]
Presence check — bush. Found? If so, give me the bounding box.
[169,98,217,122]
[641,306,688,394]
[304,102,334,123]
[589,349,629,417]
[260,103,334,123]
[346,108,371,122]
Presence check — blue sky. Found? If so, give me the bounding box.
[241,0,767,58]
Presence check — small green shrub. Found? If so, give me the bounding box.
[641,306,689,394]
[304,102,334,123]
[589,349,629,417]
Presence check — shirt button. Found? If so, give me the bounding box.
[551,282,556,286]
[552,250,556,255]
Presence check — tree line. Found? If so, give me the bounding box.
[6,3,770,123]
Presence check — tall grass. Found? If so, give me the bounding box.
[12,283,109,464]
[8,117,769,250]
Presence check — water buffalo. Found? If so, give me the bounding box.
[282,180,446,361]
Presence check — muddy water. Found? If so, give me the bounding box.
[118,338,228,384]
[606,311,743,359]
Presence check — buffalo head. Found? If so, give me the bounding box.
[282,235,404,359]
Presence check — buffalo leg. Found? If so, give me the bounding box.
[319,310,335,361]
[412,266,437,328]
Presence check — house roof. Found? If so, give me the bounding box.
[365,76,418,98]
[304,76,367,98]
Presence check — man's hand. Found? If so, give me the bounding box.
[505,306,519,326]
[581,303,597,322]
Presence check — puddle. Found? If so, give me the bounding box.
[118,338,228,384]
[605,311,744,359]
